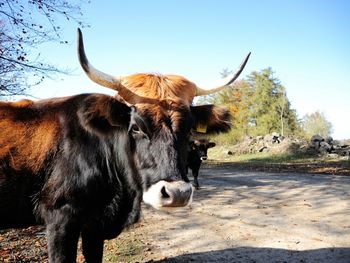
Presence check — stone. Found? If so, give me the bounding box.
[311,134,324,143]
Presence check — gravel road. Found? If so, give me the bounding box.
[137,168,350,263]
[1,167,349,262]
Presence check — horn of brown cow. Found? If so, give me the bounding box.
[195,52,251,96]
[77,28,139,103]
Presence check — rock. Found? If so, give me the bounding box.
[338,140,350,147]
[271,132,280,137]
[325,136,333,144]
[264,134,274,142]
[310,135,324,149]
[327,153,339,158]
[248,138,257,146]
[299,144,308,150]
[319,141,331,154]
[278,135,285,142]
[333,147,350,156]
[258,146,268,152]
[226,133,348,158]
[311,134,324,143]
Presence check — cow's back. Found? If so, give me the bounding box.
[0,99,62,228]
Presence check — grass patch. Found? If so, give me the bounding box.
[103,226,147,263]
[208,145,304,162]
[206,145,350,175]
[208,145,347,163]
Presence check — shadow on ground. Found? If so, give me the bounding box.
[154,247,350,263]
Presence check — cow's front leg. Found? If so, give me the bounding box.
[45,205,81,263]
[192,169,200,189]
[81,225,104,263]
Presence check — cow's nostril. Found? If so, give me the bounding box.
[161,186,170,198]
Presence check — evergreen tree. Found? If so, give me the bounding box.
[207,67,301,144]
[247,68,299,137]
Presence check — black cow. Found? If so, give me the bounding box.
[0,29,250,262]
[187,139,216,189]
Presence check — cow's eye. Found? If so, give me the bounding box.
[129,123,150,140]
[131,124,141,134]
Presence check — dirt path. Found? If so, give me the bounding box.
[1,167,350,262]
[134,168,350,262]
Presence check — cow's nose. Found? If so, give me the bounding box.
[143,180,193,210]
[161,186,170,198]
[161,181,193,207]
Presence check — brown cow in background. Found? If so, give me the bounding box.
[0,28,250,262]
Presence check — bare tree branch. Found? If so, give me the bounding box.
[0,0,89,98]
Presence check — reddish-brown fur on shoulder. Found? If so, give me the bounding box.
[0,99,62,173]
[122,73,197,105]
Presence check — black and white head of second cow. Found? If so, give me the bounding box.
[187,139,216,189]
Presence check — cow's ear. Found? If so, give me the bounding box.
[190,105,231,134]
[79,94,131,135]
[208,142,216,148]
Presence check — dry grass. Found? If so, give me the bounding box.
[206,146,350,176]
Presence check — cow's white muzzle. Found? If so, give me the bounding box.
[143,180,193,210]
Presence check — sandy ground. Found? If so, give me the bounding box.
[135,168,350,263]
[1,167,349,262]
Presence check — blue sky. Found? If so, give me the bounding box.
[29,0,350,139]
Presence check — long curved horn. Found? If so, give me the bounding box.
[195,52,251,96]
[77,28,125,90]
[77,28,153,106]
